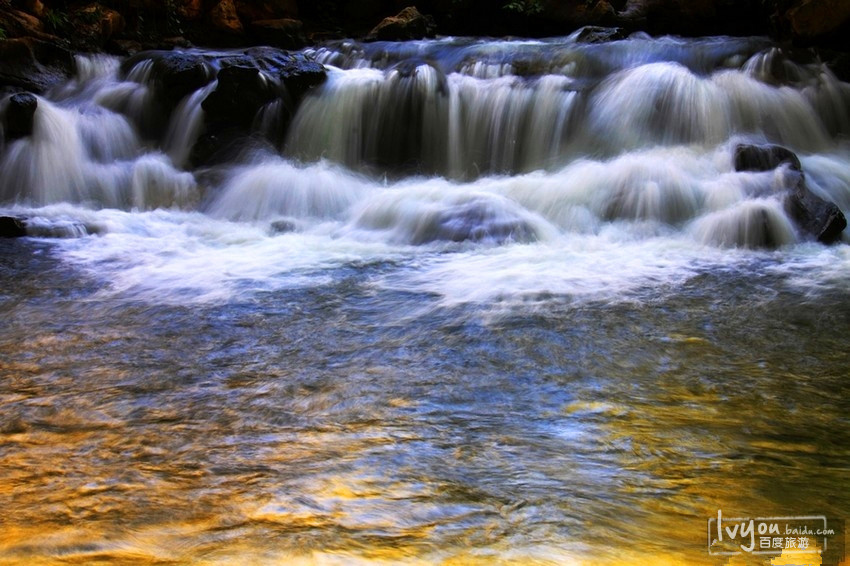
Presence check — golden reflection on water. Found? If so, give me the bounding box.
[1,284,849,565]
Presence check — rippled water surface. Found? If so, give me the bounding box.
[1,238,849,564]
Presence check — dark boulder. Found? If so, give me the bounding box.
[212,47,327,92]
[734,143,801,172]
[574,25,629,43]
[274,54,326,99]
[202,65,278,130]
[150,52,214,111]
[0,216,27,238]
[117,50,213,138]
[786,175,847,244]
[4,92,38,140]
[0,38,75,93]
[733,143,846,243]
[115,47,326,165]
[366,6,436,42]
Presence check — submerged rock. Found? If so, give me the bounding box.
[4,92,38,140]
[270,219,297,234]
[416,200,537,245]
[0,216,27,238]
[733,143,801,172]
[733,143,846,244]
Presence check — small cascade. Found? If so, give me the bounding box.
[690,199,798,248]
[164,82,217,168]
[286,63,583,178]
[346,182,549,245]
[0,99,89,205]
[0,35,848,252]
[206,157,370,221]
[0,95,196,209]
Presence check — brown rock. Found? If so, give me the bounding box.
[67,3,125,50]
[366,6,436,42]
[0,7,47,38]
[785,0,850,43]
[208,0,244,34]
[20,0,45,17]
[177,0,203,21]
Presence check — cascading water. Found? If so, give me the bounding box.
[1,32,850,565]
[2,34,847,257]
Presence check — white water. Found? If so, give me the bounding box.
[1,36,850,307]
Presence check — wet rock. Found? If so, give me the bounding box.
[786,175,847,244]
[272,52,326,98]
[270,219,297,233]
[411,199,537,245]
[200,47,326,112]
[734,143,846,243]
[211,47,327,89]
[0,38,75,93]
[366,6,436,42]
[4,92,38,140]
[150,52,214,111]
[140,46,325,164]
[0,216,27,238]
[249,18,307,50]
[202,65,277,129]
[574,25,629,43]
[734,143,801,172]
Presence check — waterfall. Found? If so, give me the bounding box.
[1,34,849,259]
